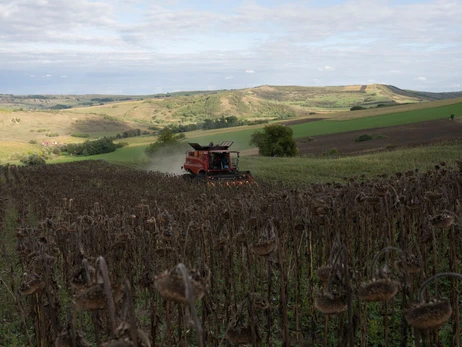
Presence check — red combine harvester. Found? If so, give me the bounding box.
[181,141,255,185]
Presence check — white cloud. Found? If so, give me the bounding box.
[318,65,334,71]
[61,75,67,78]
[416,76,426,81]
[225,76,234,80]
[0,0,461,93]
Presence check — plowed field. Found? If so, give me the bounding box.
[296,118,462,155]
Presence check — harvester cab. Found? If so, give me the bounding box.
[182,141,255,185]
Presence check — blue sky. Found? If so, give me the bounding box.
[0,0,460,94]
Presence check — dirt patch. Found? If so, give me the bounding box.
[296,119,462,156]
[220,96,233,113]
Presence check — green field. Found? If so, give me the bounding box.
[183,101,462,151]
[241,141,462,184]
[291,102,462,138]
[52,145,151,166]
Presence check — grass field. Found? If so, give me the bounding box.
[183,101,462,151]
[321,96,462,120]
[241,141,462,184]
[52,145,151,166]
[290,101,462,138]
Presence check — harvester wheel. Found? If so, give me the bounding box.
[197,172,207,181]
[182,174,194,181]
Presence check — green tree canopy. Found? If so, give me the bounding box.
[249,124,297,157]
[20,154,46,166]
[145,128,186,157]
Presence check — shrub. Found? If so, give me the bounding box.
[450,114,455,120]
[63,137,118,156]
[323,148,339,156]
[49,104,71,110]
[385,144,397,150]
[350,105,365,111]
[29,140,37,144]
[71,133,90,138]
[355,134,373,142]
[300,137,315,143]
[20,154,46,166]
[116,142,129,148]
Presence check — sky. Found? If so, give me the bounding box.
[0,0,461,95]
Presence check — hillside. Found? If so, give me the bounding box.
[1,84,462,164]
[1,84,461,138]
[2,83,462,116]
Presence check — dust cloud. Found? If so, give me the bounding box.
[147,144,189,175]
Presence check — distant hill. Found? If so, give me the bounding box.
[2,84,462,114]
[1,84,461,148]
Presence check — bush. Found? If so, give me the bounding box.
[29,140,37,144]
[20,154,46,166]
[49,104,71,110]
[450,114,455,120]
[116,142,129,148]
[323,148,338,156]
[63,137,118,156]
[355,134,373,142]
[71,133,90,138]
[115,129,142,139]
[350,105,365,111]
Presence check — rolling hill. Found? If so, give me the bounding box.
[1,84,462,163]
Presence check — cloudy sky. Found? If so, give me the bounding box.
[1,0,461,95]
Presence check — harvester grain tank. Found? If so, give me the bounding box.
[181,141,255,184]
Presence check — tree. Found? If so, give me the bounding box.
[145,128,186,157]
[249,124,297,157]
[20,154,46,166]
